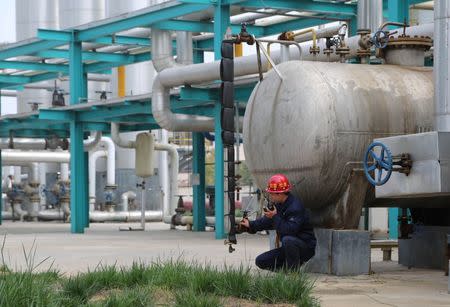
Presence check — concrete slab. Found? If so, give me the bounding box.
[0,221,449,306]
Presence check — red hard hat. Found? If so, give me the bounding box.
[266,174,291,193]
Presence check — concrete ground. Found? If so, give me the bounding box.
[0,221,449,306]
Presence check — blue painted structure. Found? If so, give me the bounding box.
[0,0,427,237]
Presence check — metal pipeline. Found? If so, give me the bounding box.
[89,150,107,210]
[0,131,101,151]
[111,122,135,148]
[2,151,70,163]
[89,210,162,222]
[121,191,136,211]
[298,23,433,62]
[154,142,179,224]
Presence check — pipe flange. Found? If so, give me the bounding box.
[309,46,320,55]
[30,196,40,202]
[323,48,333,55]
[385,35,432,50]
[105,184,117,190]
[357,29,371,36]
[29,182,40,188]
[356,49,371,57]
[335,47,350,56]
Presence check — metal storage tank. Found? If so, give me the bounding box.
[16,0,58,112]
[243,61,433,228]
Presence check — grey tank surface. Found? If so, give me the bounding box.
[243,61,433,228]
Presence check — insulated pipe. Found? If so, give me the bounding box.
[111,122,135,148]
[88,150,107,209]
[176,31,193,65]
[37,209,162,222]
[154,142,179,224]
[121,191,136,211]
[89,210,162,222]
[1,151,70,163]
[152,28,183,72]
[293,24,343,44]
[357,0,370,30]
[434,0,450,131]
[29,162,39,183]
[369,0,383,33]
[83,131,102,151]
[13,201,27,221]
[0,131,101,151]
[99,137,116,187]
[157,130,170,226]
[60,163,69,181]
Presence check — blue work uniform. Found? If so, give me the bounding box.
[249,193,316,271]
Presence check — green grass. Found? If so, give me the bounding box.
[0,261,318,306]
[0,236,318,307]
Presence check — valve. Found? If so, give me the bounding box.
[364,142,413,186]
[363,142,393,186]
[372,30,390,49]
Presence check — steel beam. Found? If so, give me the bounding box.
[213,1,229,240]
[240,0,356,16]
[0,39,64,60]
[0,61,68,73]
[76,3,210,41]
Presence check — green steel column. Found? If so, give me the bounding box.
[388,208,399,239]
[193,133,206,231]
[69,30,88,233]
[349,15,358,36]
[213,1,230,239]
[193,50,206,231]
[0,90,2,225]
[388,0,409,23]
[386,0,409,239]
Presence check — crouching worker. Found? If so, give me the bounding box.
[240,174,316,271]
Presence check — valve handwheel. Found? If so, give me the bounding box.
[364,142,393,186]
[372,30,390,49]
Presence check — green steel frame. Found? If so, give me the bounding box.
[0,0,425,236]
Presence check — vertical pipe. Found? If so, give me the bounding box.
[60,163,69,181]
[370,0,383,32]
[357,0,370,30]
[434,0,450,131]
[213,2,230,240]
[176,31,193,65]
[118,66,126,97]
[158,130,169,225]
[193,133,205,231]
[69,34,88,233]
[280,44,290,62]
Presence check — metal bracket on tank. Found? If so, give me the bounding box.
[254,39,284,82]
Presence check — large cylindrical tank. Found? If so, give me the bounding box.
[243,61,433,228]
[16,0,58,112]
